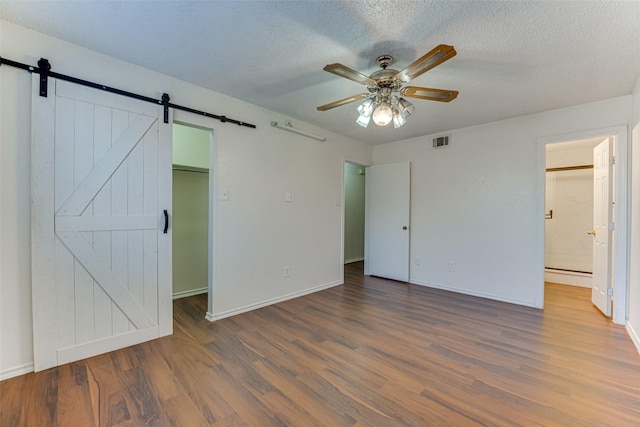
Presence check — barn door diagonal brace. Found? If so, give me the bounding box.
[0,56,257,128]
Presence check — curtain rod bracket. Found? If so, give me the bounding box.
[37,58,50,97]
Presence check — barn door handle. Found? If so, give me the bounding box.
[163,210,169,234]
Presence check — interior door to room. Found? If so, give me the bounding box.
[591,137,613,316]
[365,162,410,282]
[31,76,173,371]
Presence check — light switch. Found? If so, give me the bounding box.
[285,191,292,202]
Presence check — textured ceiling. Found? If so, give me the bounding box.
[2,1,640,145]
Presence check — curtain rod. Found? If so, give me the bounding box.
[546,165,593,172]
[271,121,326,142]
[0,56,256,129]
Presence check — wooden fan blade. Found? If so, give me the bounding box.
[323,63,377,86]
[401,86,459,102]
[317,93,370,111]
[394,45,457,82]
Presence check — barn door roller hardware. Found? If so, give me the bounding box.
[0,56,256,128]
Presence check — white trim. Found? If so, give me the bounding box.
[31,75,58,371]
[157,106,174,338]
[410,279,538,308]
[626,322,640,356]
[57,327,158,366]
[544,269,592,288]
[205,280,342,322]
[172,287,208,300]
[537,125,629,324]
[0,363,34,381]
[344,257,365,264]
[55,215,157,231]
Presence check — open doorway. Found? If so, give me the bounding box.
[544,137,604,288]
[344,162,366,265]
[539,126,628,324]
[172,123,211,300]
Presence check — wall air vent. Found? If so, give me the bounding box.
[432,135,450,149]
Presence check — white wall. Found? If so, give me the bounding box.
[344,163,365,263]
[173,170,209,297]
[0,20,372,379]
[173,123,209,169]
[374,96,631,309]
[629,79,640,353]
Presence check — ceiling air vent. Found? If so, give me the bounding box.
[432,135,450,149]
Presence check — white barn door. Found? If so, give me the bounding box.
[31,76,173,371]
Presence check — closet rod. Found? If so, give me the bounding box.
[0,56,257,129]
[546,165,593,172]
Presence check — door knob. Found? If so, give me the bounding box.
[402,226,408,230]
[587,230,596,236]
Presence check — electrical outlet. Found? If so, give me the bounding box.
[415,257,421,266]
[283,266,290,277]
[448,261,456,272]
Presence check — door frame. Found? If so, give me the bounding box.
[340,158,370,284]
[537,125,628,324]
[173,111,217,321]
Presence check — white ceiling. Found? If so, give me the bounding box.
[2,1,640,145]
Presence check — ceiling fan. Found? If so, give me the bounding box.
[317,44,458,128]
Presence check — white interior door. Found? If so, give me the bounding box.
[365,162,410,282]
[591,137,613,316]
[31,76,173,371]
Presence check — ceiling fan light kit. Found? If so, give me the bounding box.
[317,44,459,129]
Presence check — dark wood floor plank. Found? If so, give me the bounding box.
[2,262,640,426]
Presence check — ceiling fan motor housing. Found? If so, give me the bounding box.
[376,55,393,69]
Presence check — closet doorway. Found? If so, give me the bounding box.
[172,123,211,299]
[344,161,366,266]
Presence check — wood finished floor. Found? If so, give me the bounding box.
[2,262,640,426]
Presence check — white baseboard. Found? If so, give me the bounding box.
[172,287,208,300]
[0,362,34,381]
[206,280,343,322]
[544,269,592,288]
[344,257,364,264]
[410,279,540,309]
[627,322,640,356]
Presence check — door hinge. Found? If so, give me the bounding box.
[609,222,615,231]
[612,156,615,166]
[607,288,614,296]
